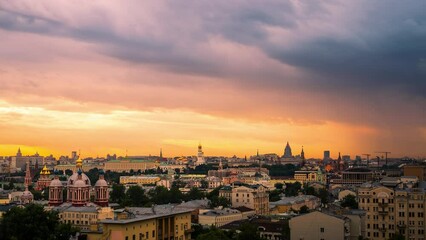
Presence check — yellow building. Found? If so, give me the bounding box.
[358,183,426,240]
[120,176,161,185]
[293,170,326,184]
[86,206,193,240]
[50,203,114,231]
[220,184,269,215]
[104,159,158,173]
[270,195,321,213]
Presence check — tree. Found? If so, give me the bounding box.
[341,194,358,209]
[30,190,43,200]
[196,227,230,240]
[64,169,73,176]
[200,180,209,189]
[274,183,284,189]
[0,204,77,240]
[284,182,301,197]
[236,222,262,240]
[110,184,126,204]
[125,185,149,207]
[185,187,204,201]
[172,180,186,188]
[209,196,231,208]
[318,188,329,204]
[269,189,282,202]
[299,205,309,214]
[303,186,316,196]
[390,233,405,240]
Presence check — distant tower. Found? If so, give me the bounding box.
[337,152,344,171]
[196,143,205,165]
[94,169,109,207]
[219,158,223,170]
[71,151,77,160]
[160,148,163,159]
[301,146,305,160]
[17,148,22,157]
[21,161,33,204]
[49,170,64,206]
[283,142,293,158]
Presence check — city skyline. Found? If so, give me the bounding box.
[0,1,425,158]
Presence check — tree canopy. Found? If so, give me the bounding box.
[341,194,358,209]
[0,204,77,240]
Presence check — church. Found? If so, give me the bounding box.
[47,158,113,231]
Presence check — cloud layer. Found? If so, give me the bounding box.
[0,0,425,157]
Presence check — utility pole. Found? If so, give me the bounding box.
[362,154,371,167]
[376,152,391,166]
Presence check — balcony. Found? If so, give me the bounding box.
[378,227,387,232]
[397,223,406,228]
[378,210,388,215]
[185,229,194,234]
[378,202,388,207]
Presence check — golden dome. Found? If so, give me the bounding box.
[76,158,83,168]
[40,165,51,175]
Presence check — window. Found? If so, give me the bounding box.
[152,230,155,238]
[132,235,135,240]
[320,228,324,233]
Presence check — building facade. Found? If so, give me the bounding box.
[358,184,426,240]
[220,184,269,215]
[86,207,193,240]
[290,211,351,240]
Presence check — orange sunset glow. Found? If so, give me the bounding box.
[0,1,425,159]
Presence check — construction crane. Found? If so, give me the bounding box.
[376,151,391,166]
[362,154,371,167]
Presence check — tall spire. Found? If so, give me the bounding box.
[219,158,223,170]
[17,147,22,157]
[24,161,31,188]
[160,148,163,159]
[301,146,305,160]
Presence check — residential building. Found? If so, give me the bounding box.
[198,208,254,227]
[220,184,269,215]
[85,206,193,240]
[270,195,320,213]
[403,165,426,181]
[221,217,289,240]
[358,182,426,240]
[289,211,351,240]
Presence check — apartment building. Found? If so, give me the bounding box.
[86,206,193,240]
[219,184,269,215]
[290,211,351,240]
[358,183,426,240]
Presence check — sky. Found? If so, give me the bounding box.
[0,0,425,159]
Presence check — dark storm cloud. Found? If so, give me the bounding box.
[0,0,425,128]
